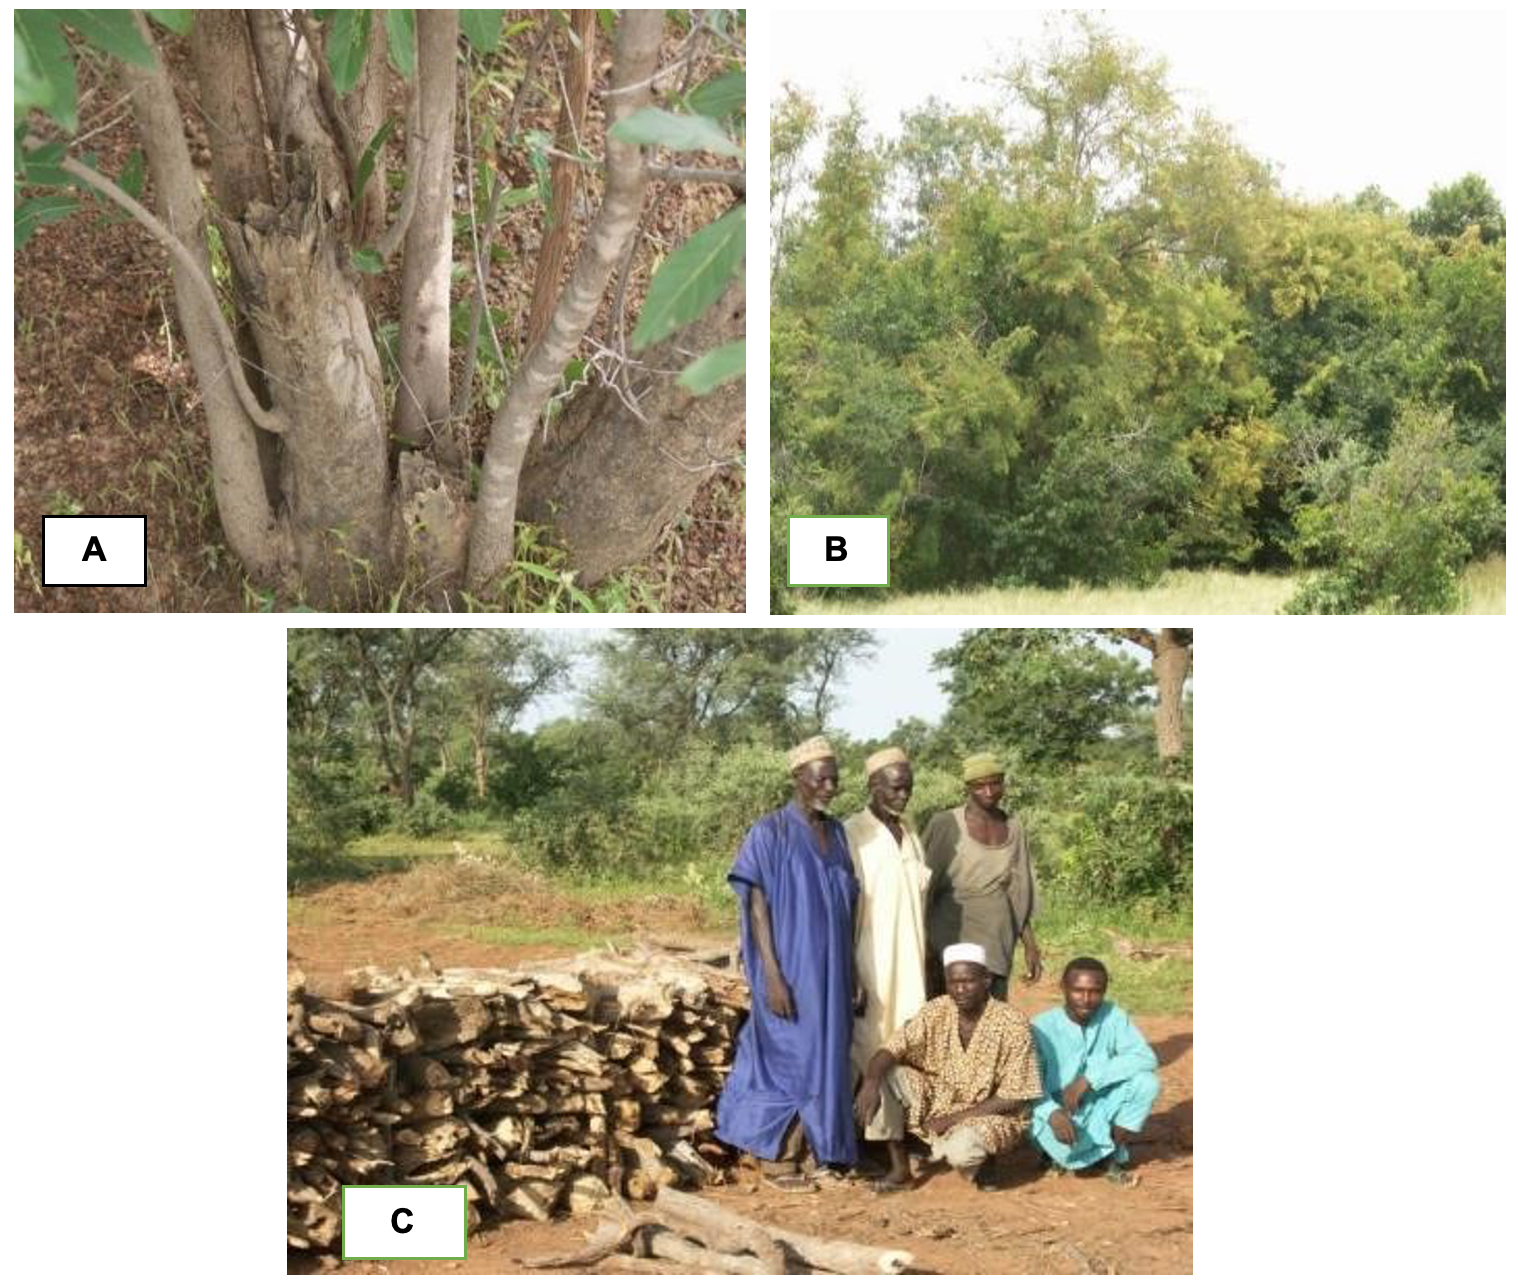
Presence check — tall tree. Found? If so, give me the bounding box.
[341,629,459,805]
[442,632,568,801]
[934,630,1148,765]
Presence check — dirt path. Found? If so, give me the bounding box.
[289,878,1192,1274]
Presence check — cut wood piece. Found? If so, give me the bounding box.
[642,1227,767,1275]
[414,995,493,1049]
[654,1187,916,1274]
[504,1179,561,1222]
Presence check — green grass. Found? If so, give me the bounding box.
[792,555,1505,615]
[346,832,515,859]
[446,923,613,949]
[1031,901,1192,1017]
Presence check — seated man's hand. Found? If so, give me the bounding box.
[925,1113,955,1137]
[854,1079,881,1128]
[1061,1076,1090,1113]
[1049,1108,1076,1146]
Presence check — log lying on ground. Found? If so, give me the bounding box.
[520,1187,916,1275]
[286,946,747,1253]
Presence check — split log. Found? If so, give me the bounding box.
[653,1188,916,1275]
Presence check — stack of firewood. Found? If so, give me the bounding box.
[287,947,746,1252]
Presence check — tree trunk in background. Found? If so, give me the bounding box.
[346,16,390,245]
[1152,631,1191,761]
[394,10,459,447]
[526,9,597,348]
[1117,628,1193,762]
[517,282,746,585]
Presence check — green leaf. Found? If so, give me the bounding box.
[326,9,372,96]
[499,185,540,210]
[503,18,536,42]
[146,10,194,36]
[610,107,743,158]
[460,10,503,53]
[16,11,78,131]
[59,10,156,67]
[16,194,79,249]
[351,247,385,274]
[118,149,145,200]
[632,205,746,350]
[677,340,746,394]
[384,9,415,79]
[687,70,745,122]
[19,139,68,186]
[354,118,396,203]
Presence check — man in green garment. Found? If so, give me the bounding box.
[1031,957,1161,1187]
[922,753,1042,999]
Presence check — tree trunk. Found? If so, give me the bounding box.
[467,9,664,590]
[1116,628,1193,762]
[517,282,745,585]
[223,188,392,607]
[189,11,282,505]
[121,12,290,582]
[394,10,459,447]
[526,10,597,348]
[346,14,390,245]
[472,698,489,801]
[1151,629,1191,761]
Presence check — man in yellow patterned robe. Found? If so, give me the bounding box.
[853,943,1042,1191]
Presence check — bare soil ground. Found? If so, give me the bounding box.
[15,18,744,612]
[288,873,1193,1275]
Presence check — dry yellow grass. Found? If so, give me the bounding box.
[792,556,1505,616]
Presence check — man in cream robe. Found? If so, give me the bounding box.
[844,747,931,1147]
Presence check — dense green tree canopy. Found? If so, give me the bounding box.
[771,18,1505,612]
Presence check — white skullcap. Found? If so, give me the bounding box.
[942,942,988,970]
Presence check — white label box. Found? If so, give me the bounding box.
[42,515,147,587]
[343,1185,467,1259]
[788,516,890,586]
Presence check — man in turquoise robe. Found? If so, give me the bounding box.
[1031,956,1160,1186]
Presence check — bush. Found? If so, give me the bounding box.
[1030,769,1193,907]
[1285,404,1502,613]
[398,788,452,837]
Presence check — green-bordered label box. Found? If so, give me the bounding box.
[788,516,889,586]
[342,1185,467,1260]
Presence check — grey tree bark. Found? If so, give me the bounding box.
[119,12,290,582]
[394,9,459,447]
[466,8,665,590]
[517,282,745,585]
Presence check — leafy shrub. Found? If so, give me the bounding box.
[1285,404,1501,613]
[1030,769,1193,907]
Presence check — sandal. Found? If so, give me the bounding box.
[871,1177,912,1194]
[1102,1159,1139,1188]
[762,1172,818,1193]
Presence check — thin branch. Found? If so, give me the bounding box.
[374,34,422,261]
[44,146,288,437]
[648,164,745,192]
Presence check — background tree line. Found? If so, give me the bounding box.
[770,17,1504,613]
[288,627,1193,916]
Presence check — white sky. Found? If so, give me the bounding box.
[767,5,1508,209]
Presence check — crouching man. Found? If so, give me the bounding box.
[853,943,1043,1192]
[1031,957,1161,1187]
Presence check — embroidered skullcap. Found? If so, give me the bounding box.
[788,736,836,772]
[865,747,909,777]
